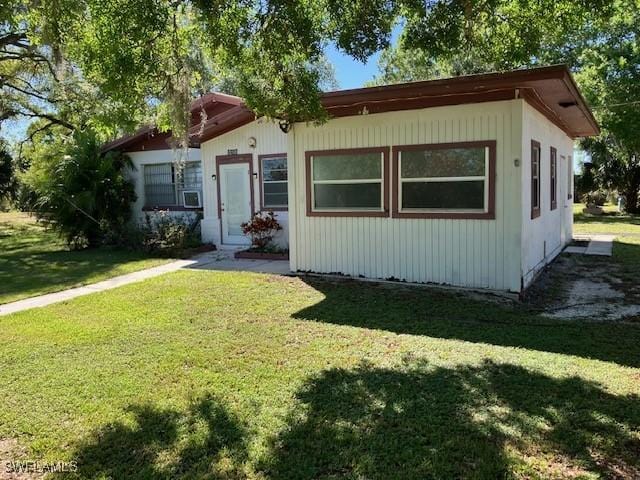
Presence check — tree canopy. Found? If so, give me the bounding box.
[370,0,640,212]
[1,0,379,148]
[1,0,623,142]
[3,0,639,212]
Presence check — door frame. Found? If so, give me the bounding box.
[215,154,255,244]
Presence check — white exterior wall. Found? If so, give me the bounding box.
[125,148,202,225]
[520,103,574,287]
[289,100,525,292]
[200,119,290,247]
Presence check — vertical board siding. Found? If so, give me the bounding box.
[520,102,575,287]
[293,101,523,291]
[200,120,289,246]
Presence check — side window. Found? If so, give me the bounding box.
[531,140,541,219]
[260,155,288,210]
[143,161,202,208]
[550,147,557,210]
[567,155,573,200]
[144,163,176,207]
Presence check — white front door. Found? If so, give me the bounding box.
[219,163,252,245]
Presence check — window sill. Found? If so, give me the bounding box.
[531,208,541,219]
[261,207,289,212]
[393,210,495,220]
[307,209,389,218]
[142,206,203,212]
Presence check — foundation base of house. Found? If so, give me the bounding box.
[295,271,521,302]
[234,250,289,260]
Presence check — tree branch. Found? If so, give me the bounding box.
[3,82,58,104]
[0,32,28,49]
[12,109,75,130]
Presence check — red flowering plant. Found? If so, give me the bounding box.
[241,211,283,250]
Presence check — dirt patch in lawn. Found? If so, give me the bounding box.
[0,439,44,480]
[525,254,640,321]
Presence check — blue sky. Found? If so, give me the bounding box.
[323,44,382,90]
[323,25,402,90]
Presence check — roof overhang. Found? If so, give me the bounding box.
[104,65,598,152]
[100,125,169,153]
[191,105,256,144]
[321,65,599,139]
[102,92,244,153]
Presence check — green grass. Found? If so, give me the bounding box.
[573,203,640,236]
[573,203,640,282]
[1,270,639,479]
[0,212,169,304]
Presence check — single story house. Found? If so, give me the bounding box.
[105,65,599,293]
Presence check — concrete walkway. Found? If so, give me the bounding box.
[0,259,195,316]
[0,252,292,317]
[565,234,615,256]
[585,234,616,256]
[185,250,292,274]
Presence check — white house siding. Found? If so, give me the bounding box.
[200,119,290,247]
[289,100,525,292]
[520,102,574,287]
[125,148,202,224]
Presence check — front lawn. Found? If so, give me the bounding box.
[573,203,640,283]
[573,203,640,236]
[0,212,169,304]
[1,270,638,479]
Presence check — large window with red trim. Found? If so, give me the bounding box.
[392,141,496,219]
[305,147,389,217]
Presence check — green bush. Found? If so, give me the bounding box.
[24,130,136,247]
[138,210,201,256]
[582,190,608,207]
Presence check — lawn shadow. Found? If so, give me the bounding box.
[574,210,640,226]
[292,278,640,367]
[0,246,158,303]
[260,360,640,479]
[62,395,248,479]
[0,216,165,303]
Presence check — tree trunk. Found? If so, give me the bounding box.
[624,186,640,214]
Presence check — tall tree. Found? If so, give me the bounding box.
[370,0,639,211]
[1,0,634,159]
[2,0,388,149]
[0,141,15,202]
[576,4,640,212]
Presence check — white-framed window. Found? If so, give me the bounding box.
[143,161,202,208]
[396,143,492,214]
[260,154,288,210]
[306,148,388,215]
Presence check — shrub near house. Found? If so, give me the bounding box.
[236,211,287,259]
[24,130,136,248]
[138,211,203,256]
